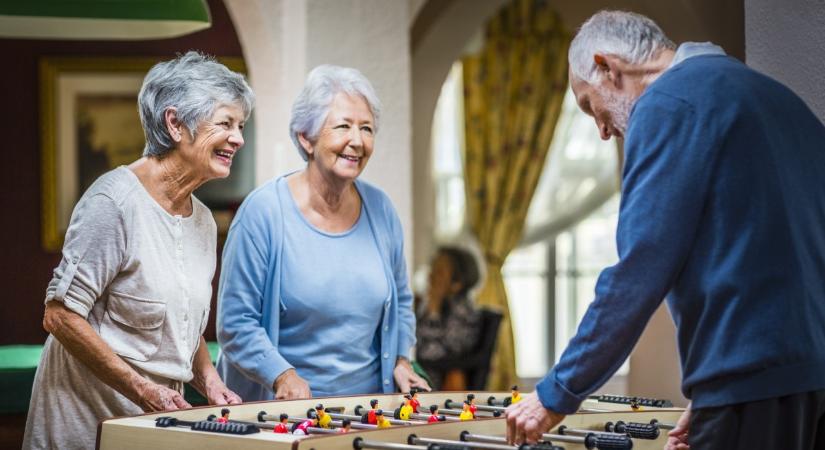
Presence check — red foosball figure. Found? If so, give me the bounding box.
[338,418,352,433]
[409,389,422,413]
[427,405,441,423]
[217,408,230,423]
[367,399,380,425]
[273,413,290,433]
[466,393,477,417]
[292,417,317,435]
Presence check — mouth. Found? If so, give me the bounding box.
[213,149,235,166]
[338,154,361,164]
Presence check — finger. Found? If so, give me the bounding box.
[227,392,243,404]
[173,394,192,410]
[505,413,515,444]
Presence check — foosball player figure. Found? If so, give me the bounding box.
[338,418,352,433]
[410,388,422,413]
[399,394,414,420]
[273,413,290,433]
[217,408,230,423]
[459,401,474,421]
[630,398,642,411]
[510,385,522,404]
[367,399,380,425]
[292,417,317,435]
[375,409,391,429]
[315,403,332,428]
[466,393,478,417]
[427,405,441,423]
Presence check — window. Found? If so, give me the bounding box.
[430,61,624,380]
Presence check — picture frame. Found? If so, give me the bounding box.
[39,56,253,252]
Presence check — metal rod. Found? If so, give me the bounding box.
[352,437,423,450]
[445,399,505,413]
[411,435,515,450]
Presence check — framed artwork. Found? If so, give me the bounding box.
[39,56,254,252]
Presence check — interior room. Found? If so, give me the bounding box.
[1,0,823,448]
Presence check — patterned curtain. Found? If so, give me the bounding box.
[462,0,570,390]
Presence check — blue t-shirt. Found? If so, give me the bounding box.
[537,48,825,412]
[279,178,388,396]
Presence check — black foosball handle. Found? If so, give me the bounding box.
[190,420,260,435]
[605,420,659,439]
[518,444,564,450]
[354,404,367,416]
[257,410,267,422]
[584,432,633,450]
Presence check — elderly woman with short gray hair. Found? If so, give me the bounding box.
[24,51,253,450]
[216,65,430,400]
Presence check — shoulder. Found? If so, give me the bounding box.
[233,177,283,225]
[82,166,140,208]
[356,178,400,227]
[191,195,217,233]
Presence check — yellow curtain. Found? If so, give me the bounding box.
[462,0,570,390]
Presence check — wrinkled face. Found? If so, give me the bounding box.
[303,92,375,182]
[177,103,245,179]
[570,75,636,140]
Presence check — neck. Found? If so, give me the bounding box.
[130,154,206,215]
[632,48,676,93]
[303,163,356,214]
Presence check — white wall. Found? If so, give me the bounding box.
[224,0,413,264]
[746,0,825,122]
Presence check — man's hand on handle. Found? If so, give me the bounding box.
[504,391,566,445]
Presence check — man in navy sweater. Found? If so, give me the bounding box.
[505,10,825,449]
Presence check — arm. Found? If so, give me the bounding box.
[44,302,190,411]
[216,199,309,399]
[189,337,241,405]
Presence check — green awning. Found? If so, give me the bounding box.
[0,0,211,40]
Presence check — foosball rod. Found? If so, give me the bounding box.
[462,430,632,450]
[444,399,505,415]
[649,419,676,430]
[352,437,424,450]
[485,396,611,414]
[154,417,260,435]
[257,411,377,430]
[410,433,561,450]
[318,411,399,427]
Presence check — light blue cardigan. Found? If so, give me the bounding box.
[216,175,415,401]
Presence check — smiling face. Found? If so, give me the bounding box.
[570,73,636,140]
[300,92,375,183]
[176,103,246,180]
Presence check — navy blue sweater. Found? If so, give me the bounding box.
[537,55,825,412]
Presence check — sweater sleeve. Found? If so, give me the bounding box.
[45,193,126,318]
[216,194,293,391]
[536,92,717,413]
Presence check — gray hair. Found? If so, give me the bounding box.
[138,51,255,158]
[569,10,676,84]
[289,64,382,161]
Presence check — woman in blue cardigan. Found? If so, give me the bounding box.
[216,65,430,400]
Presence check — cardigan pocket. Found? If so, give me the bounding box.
[100,290,167,362]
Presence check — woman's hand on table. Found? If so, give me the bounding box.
[393,357,431,393]
[202,374,242,405]
[135,379,192,412]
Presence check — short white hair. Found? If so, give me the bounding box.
[569,10,676,84]
[289,65,382,161]
[138,51,254,158]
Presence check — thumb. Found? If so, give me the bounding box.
[173,393,192,410]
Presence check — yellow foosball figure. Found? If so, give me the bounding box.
[399,394,414,420]
[315,404,332,428]
[459,401,474,421]
[510,385,522,404]
[375,410,391,428]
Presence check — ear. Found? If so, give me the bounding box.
[593,53,624,89]
[297,133,314,158]
[163,107,183,143]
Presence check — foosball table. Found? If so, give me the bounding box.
[97,391,683,450]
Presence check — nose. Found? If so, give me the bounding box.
[596,119,611,140]
[229,127,244,149]
[349,127,363,148]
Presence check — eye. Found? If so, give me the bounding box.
[217,121,230,129]
[238,123,245,131]
[334,124,350,130]
[361,125,373,134]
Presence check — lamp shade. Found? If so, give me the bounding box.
[0,0,211,40]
